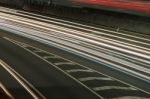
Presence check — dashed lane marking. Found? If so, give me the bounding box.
[4,37,150,99]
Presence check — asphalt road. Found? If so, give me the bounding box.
[0,7,149,98]
[1,36,150,99]
[0,64,33,99]
[0,37,101,99]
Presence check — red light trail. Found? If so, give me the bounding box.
[72,0,150,12]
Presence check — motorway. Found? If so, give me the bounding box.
[1,36,150,99]
[0,37,102,99]
[0,7,150,98]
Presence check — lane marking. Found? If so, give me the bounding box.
[25,48,105,99]
[66,69,94,73]
[33,50,43,53]
[0,6,149,97]
[3,37,105,99]
[42,56,57,59]
[4,37,150,95]
[78,77,113,82]
[93,86,137,91]
[54,62,76,66]
[112,96,150,99]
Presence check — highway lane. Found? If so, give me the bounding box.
[0,7,150,92]
[1,36,150,99]
[0,37,102,99]
[0,8,150,92]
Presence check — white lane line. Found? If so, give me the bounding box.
[54,62,76,66]
[93,86,137,91]
[0,82,14,99]
[112,96,150,99]
[42,56,57,59]
[78,77,113,82]
[0,60,41,99]
[66,69,94,73]
[33,50,44,53]
[43,56,55,59]
[5,37,150,94]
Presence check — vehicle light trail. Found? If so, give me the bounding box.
[0,8,149,93]
[4,37,150,98]
[73,0,150,12]
[0,13,149,59]
[0,60,41,99]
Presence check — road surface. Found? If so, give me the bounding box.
[0,36,150,99]
[0,37,103,99]
[0,7,150,99]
